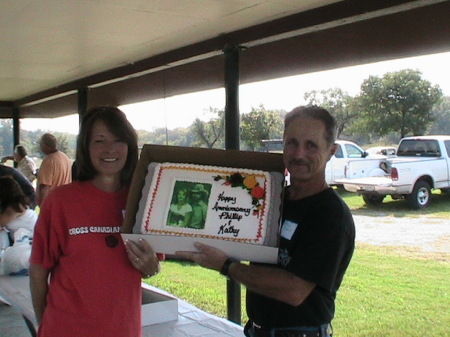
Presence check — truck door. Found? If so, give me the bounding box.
[444,140,450,183]
[325,143,344,184]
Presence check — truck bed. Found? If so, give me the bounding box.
[337,176,411,195]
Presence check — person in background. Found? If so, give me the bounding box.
[176,106,355,337]
[30,106,162,337]
[36,133,72,206]
[0,164,36,209]
[0,176,37,275]
[1,144,37,183]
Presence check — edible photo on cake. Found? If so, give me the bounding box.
[133,162,284,248]
[167,181,212,229]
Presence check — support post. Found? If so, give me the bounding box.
[78,88,88,125]
[11,108,20,168]
[12,107,20,147]
[223,44,241,325]
[224,45,240,151]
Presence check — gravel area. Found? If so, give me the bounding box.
[353,215,450,253]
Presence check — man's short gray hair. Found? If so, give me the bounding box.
[40,133,57,150]
[284,106,338,146]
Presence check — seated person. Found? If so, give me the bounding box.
[0,177,38,275]
[0,164,36,209]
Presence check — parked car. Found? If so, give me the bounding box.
[261,139,283,153]
[336,135,450,209]
[366,146,397,157]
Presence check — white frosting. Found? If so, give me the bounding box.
[140,163,275,245]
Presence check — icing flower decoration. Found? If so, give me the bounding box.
[251,185,264,199]
[243,175,258,189]
[213,172,265,216]
[228,173,244,186]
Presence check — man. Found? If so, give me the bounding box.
[189,184,208,229]
[37,133,72,206]
[176,106,355,337]
[1,145,37,183]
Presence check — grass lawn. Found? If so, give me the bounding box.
[336,188,450,218]
[145,243,449,336]
[144,190,449,336]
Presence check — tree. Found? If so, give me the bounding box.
[240,105,284,151]
[356,69,443,138]
[0,119,13,156]
[167,127,197,147]
[53,133,73,157]
[190,107,224,148]
[304,88,357,138]
[428,96,450,135]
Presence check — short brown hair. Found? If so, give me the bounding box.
[75,106,138,185]
[14,145,28,157]
[0,177,29,213]
[284,105,338,146]
[40,133,57,150]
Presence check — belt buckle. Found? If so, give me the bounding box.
[252,322,271,337]
[253,322,263,329]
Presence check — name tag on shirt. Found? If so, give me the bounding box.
[281,220,298,240]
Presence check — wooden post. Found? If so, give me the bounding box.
[223,44,242,325]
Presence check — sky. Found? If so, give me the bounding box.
[20,51,450,135]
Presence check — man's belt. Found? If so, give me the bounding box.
[252,322,331,337]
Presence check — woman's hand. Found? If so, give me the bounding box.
[125,238,160,278]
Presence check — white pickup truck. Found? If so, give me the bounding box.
[325,140,385,186]
[336,135,450,209]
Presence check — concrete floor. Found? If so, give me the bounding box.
[0,301,34,337]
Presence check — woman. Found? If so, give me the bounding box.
[0,176,37,275]
[30,106,160,337]
[168,188,192,227]
[0,164,36,209]
[0,176,37,238]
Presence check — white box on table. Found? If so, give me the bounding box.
[141,286,178,326]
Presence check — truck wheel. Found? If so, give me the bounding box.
[362,195,385,205]
[407,181,432,209]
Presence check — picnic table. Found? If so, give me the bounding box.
[0,275,243,337]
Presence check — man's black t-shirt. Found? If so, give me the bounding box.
[246,187,355,327]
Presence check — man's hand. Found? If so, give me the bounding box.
[176,242,228,272]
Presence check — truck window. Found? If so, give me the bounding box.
[398,139,440,157]
[262,139,283,153]
[345,144,364,158]
[334,144,343,158]
[445,141,450,158]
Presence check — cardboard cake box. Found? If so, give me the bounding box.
[122,145,285,264]
[141,285,178,326]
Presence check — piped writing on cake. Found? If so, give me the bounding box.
[140,163,272,244]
